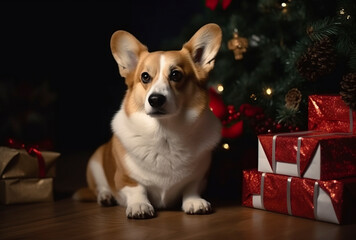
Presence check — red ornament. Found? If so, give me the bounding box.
[239,103,264,117]
[209,88,227,120]
[221,0,232,10]
[227,105,235,114]
[222,120,244,138]
[205,0,232,10]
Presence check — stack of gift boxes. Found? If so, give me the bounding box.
[0,145,60,204]
[242,95,356,224]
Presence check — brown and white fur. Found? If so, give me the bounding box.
[73,23,222,219]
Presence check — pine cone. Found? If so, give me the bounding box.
[296,37,337,81]
[285,88,302,110]
[340,73,356,111]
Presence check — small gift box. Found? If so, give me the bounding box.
[258,131,356,180]
[308,94,356,134]
[0,146,60,179]
[0,178,53,204]
[242,169,356,224]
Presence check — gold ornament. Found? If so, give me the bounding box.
[285,88,302,110]
[339,8,352,20]
[228,28,248,60]
[250,93,257,101]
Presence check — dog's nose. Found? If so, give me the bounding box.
[148,94,166,108]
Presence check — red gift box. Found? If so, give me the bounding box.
[242,169,356,224]
[258,131,356,180]
[308,94,356,134]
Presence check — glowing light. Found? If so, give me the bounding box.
[281,2,287,8]
[222,143,230,150]
[217,84,224,92]
[340,8,345,15]
[347,15,351,20]
[266,88,272,95]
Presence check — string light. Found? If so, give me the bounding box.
[266,88,272,95]
[280,1,290,14]
[217,84,224,93]
[222,143,230,150]
[339,8,351,19]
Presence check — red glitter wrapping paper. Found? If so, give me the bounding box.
[258,132,356,180]
[242,169,356,224]
[308,94,356,134]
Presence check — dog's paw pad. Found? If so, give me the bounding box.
[97,190,117,207]
[182,198,212,215]
[126,202,155,219]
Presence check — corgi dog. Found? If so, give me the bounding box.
[74,23,222,219]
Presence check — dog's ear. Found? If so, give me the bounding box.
[183,23,222,73]
[110,31,148,78]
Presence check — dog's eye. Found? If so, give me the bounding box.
[169,70,183,82]
[141,72,151,84]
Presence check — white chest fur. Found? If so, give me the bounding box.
[111,108,221,207]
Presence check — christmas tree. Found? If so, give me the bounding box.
[166,0,356,139]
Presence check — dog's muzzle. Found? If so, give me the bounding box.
[148,94,166,108]
[146,93,168,116]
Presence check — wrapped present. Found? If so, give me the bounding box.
[308,94,356,134]
[0,178,53,204]
[242,169,356,224]
[0,146,60,179]
[258,131,356,180]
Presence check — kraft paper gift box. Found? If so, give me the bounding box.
[0,146,60,179]
[258,131,356,180]
[242,169,356,224]
[0,178,53,204]
[308,94,356,134]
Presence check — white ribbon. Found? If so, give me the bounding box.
[287,177,292,215]
[271,131,316,173]
[255,172,339,223]
[260,173,266,210]
[272,131,353,177]
[313,181,319,219]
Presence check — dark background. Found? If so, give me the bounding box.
[0,1,203,153]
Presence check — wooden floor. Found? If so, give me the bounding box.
[1,199,355,240]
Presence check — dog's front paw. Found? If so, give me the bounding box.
[182,197,212,215]
[97,190,117,207]
[126,202,155,219]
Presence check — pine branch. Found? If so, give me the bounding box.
[285,39,310,74]
[276,106,299,124]
[336,29,355,56]
[349,47,356,72]
[275,104,306,127]
[307,17,341,42]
